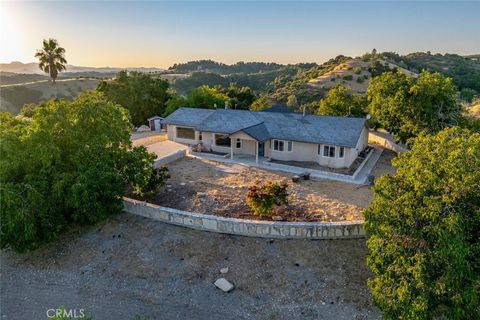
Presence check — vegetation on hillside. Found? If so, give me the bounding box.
[169,59,286,75]
[97,71,170,126]
[0,92,165,252]
[365,127,480,319]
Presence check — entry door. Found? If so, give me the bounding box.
[258,142,265,157]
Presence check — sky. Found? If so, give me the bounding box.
[1,0,479,68]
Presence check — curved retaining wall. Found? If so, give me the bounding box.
[123,197,365,239]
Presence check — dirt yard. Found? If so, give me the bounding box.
[130,149,396,222]
[0,213,380,320]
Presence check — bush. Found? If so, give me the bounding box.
[330,78,336,82]
[0,92,160,252]
[365,127,480,319]
[342,74,353,81]
[356,77,364,83]
[134,166,170,197]
[246,179,288,217]
[353,67,362,74]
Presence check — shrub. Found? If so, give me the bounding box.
[342,74,353,81]
[134,166,170,197]
[353,67,362,74]
[330,78,336,82]
[246,179,288,217]
[356,77,364,83]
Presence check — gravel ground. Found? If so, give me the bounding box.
[1,213,380,320]
[129,149,395,222]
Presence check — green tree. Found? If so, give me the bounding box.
[187,85,229,108]
[286,94,298,108]
[365,127,480,319]
[367,71,461,143]
[0,92,164,252]
[250,94,272,111]
[35,38,67,84]
[316,85,367,117]
[97,71,170,126]
[225,84,256,110]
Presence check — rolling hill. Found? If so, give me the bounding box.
[307,58,417,94]
[0,78,99,115]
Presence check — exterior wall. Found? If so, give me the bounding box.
[230,131,256,156]
[269,140,318,162]
[167,124,197,145]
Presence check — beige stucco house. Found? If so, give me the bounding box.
[163,107,368,169]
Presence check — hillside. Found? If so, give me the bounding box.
[0,78,99,114]
[0,61,164,74]
[307,58,417,94]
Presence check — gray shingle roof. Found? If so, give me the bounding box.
[163,107,366,148]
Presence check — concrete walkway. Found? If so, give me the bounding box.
[146,140,187,159]
[189,147,383,185]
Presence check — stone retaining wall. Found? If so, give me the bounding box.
[123,197,365,239]
[154,149,186,167]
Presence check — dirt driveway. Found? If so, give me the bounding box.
[1,213,380,320]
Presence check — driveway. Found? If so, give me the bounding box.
[146,140,188,160]
[0,213,379,320]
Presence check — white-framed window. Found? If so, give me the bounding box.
[176,126,195,140]
[273,139,293,152]
[339,147,345,158]
[214,134,231,147]
[287,141,293,152]
[323,145,336,158]
[198,132,202,141]
[235,138,241,149]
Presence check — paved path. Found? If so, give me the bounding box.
[190,147,383,185]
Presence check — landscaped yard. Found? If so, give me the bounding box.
[129,149,396,222]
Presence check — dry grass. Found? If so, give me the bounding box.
[307,58,416,94]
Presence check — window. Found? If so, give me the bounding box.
[215,134,231,147]
[176,127,195,140]
[287,141,293,152]
[235,138,241,149]
[323,145,336,158]
[339,147,345,158]
[199,132,202,141]
[273,139,284,151]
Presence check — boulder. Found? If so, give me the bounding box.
[214,278,234,292]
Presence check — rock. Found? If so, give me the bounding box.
[214,278,234,292]
[272,215,284,221]
[291,175,300,183]
[180,182,186,186]
[220,267,229,274]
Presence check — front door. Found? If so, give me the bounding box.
[258,142,265,157]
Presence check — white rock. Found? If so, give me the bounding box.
[220,267,229,274]
[214,278,234,292]
[179,182,186,186]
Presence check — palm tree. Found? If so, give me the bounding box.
[35,39,67,84]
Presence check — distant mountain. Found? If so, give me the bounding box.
[0,61,165,74]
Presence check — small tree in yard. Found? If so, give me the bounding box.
[246,179,288,217]
[365,127,480,320]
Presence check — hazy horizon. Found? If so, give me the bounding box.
[2,1,479,69]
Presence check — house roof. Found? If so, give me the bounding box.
[163,107,366,148]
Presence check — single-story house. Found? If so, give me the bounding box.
[163,107,368,168]
[147,115,165,131]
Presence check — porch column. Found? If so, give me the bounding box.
[255,141,259,163]
[230,139,234,160]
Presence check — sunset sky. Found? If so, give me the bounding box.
[1,0,479,68]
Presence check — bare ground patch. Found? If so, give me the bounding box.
[129,151,395,222]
